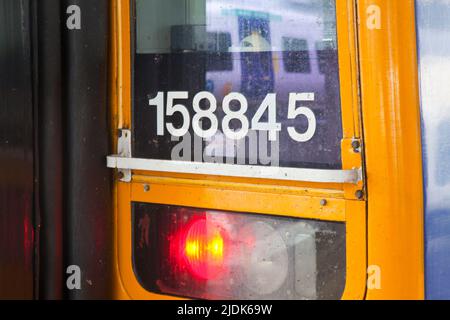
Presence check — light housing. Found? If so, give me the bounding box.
[133,203,346,300]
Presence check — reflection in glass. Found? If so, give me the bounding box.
[416,0,450,300]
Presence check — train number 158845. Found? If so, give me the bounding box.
[149,91,317,143]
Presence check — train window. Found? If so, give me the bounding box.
[132,202,346,300]
[133,0,343,177]
[282,37,311,73]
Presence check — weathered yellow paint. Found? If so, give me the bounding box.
[338,0,362,141]
[133,174,346,199]
[341,199,367,300]
[357,0,425,299]
[131,177,347,222]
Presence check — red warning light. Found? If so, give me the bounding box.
[136,206,345,300]
[182,218,225,280]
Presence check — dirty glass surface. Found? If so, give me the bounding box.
[132,202,346,300]
[133,0,342,170]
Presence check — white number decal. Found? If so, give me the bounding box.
[251,93,281,141]
[287,93,316,142]
[192,92,218,139]
[149,92,164,136]
[166,91,190,137]
[148,91,317,142]
[222,93,249,140]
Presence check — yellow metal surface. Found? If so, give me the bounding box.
[357,0,425,299]
[111,0,132,300]
[131,169,345,191]
[111,0,367,300]
[132,177,346,222]
[133,174,345,198]
[341,199,366,300]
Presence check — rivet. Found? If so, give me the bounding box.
[352,140,361,153]
[355,190,364,199]
[320,199,327,206]
[143,184,150,192]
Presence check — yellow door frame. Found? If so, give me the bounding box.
[357,0,425,300]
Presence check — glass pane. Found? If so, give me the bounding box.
[133,0,342,170]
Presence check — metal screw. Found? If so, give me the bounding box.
[352,140,361,153]
[320,199,327,206]
[143,184,150,192]
[355,190,364,200]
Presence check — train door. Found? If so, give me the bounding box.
[108,0,366,300]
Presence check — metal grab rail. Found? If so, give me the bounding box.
[107,155,362,184]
